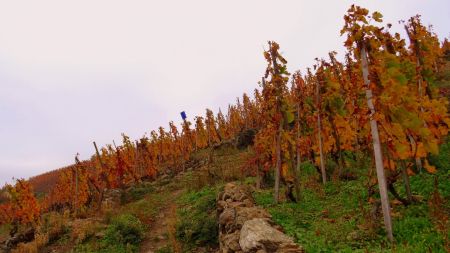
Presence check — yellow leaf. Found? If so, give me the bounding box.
[282,163,289,178]
[416,142,427,158]
[315,156,321,166]
[424,139,439,155]
[395,142,410,160]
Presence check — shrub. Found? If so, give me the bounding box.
[121,183,155,204]
[429,137,450,174]
[41,212,70,244]
[102,214,144,252]
[71,219,103,244]
[176,187,218,249]
[11,233,48,253]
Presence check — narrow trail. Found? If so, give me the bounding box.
[140,188,183,253]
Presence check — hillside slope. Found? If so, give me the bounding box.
[1,6,449,253]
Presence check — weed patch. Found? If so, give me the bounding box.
[176,186,220,251]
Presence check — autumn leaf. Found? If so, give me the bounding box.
[284,110,295,124]
[372,11,383,22]
[424,159,437,174]
[407,168,415,176]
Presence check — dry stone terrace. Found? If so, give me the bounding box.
[217,183,304,253]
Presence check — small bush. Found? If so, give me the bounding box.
[12,233,49,253]
[41,212,70,243]
[300,161,318,176]
[253,152,450,252]
[176,215,217,246]
[121,194,163,225]
[236,129,256,149]
[71,219,103,244]
[102,214,144,252]
[121,183,155,203]
[429,137,450,174]
[176,186,219,250]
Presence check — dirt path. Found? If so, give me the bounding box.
[139,189,183,253]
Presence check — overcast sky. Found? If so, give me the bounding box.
[0,0,449,186]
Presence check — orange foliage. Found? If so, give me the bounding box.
[2,179,40,226]
[2,5,449,232]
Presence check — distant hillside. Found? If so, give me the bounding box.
[27,168,65,195]
[437,44,450,104]
[0,167,68,200]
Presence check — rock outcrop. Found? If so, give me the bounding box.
[217,183,303,253]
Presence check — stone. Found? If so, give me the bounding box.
[157,234,167,241]
[239,218,303,253]
[219,208,237,233]
[242,199,254,207]
[235,207,271,228]
[95,232,105,239]
[219,208,235,225]
[217,183,303,253]
[222,230,241,252]
[217,200,229,210]
[217,191,225,202]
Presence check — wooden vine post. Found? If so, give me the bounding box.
[360,42,393,241]
[269,42,283,204]
[93,141,110,189]
[315,71,327,184]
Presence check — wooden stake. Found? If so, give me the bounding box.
[360,43,393,242]
[93,141,110,189]
[295,103,302,201]
[316,73,327,184]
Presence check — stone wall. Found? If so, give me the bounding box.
[217,183,304,253]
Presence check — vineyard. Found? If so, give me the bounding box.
[1,5,449,253]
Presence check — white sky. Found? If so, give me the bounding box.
[0,0,449,186]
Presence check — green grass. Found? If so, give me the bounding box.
[176,185,221,252]
[119,193,163,226]
[120,182,156,204]
[255,179,447,252]
[255,179,371,252]
[71,182,165,253]
[253,149,449,253]
[72,214,145,253]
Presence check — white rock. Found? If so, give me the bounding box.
[239,218,301,253]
